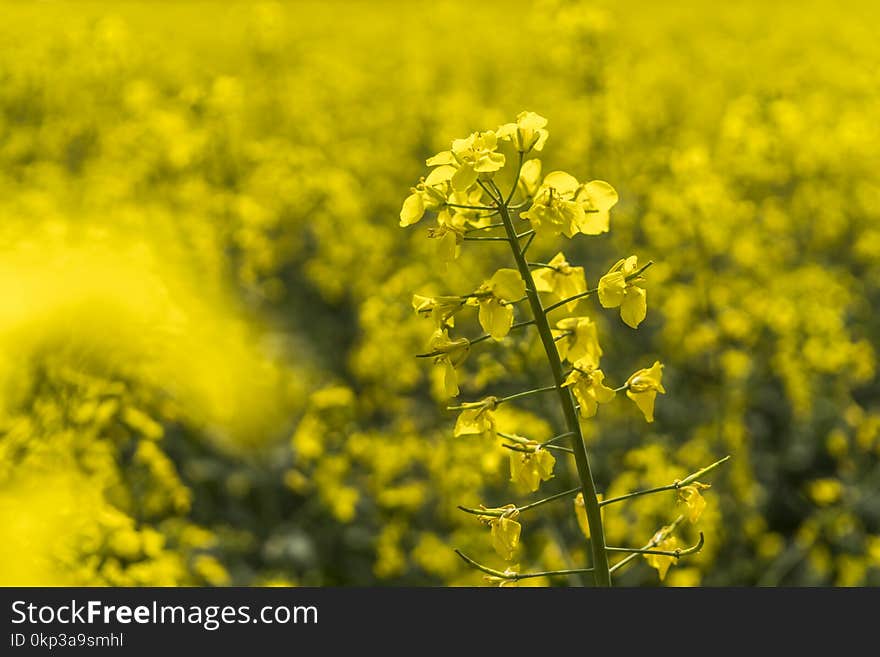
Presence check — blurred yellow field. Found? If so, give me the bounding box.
[0,0,878,586]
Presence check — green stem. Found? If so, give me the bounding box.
[505,152,524,205]
[543,430,575,445]
[599,483,676,507]
[543,288,597,313]
[464,222,504,233]
[501,442,574,455]
[446,202,496,211]
[499,384,557,404]
[458,485,580,518]
[446,384,555,411]
[415,319,535,358]
[455,550,593,581]
[599,456,731,507]
[497,200,612,586]
[609,515,684,575]
[605,532,704,557]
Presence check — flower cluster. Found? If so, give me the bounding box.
[402,113,725,585]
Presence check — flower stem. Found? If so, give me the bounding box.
[455,549,593,581]
[464,222,504,233]
[605,532,704,557]
[543,288,598,314]
[599,455,731,507]
[498,384,557,404]
[609,515,684,574]
[457,485,580,518]
[496,200,612,587]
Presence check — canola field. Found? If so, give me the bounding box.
[1,0,878,586]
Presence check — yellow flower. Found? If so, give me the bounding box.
[517,158,542,199]
[453,396,498,439]
[479,506,521,561]
[427,130,506,192]
[677,482,710,523]
[644,535,679,581]
[533,252,587,312]
[808,478,843,506]
[399,164,457,227]
[562,362,616,418]
[426,223,464,265]
[554,317,602,367]
[521,171,583,237]
[427,329,470,398]
[509,443,555,492]
[597,255,647,328]
[496,111,549,153]
[575,180,618,234]
[472,269,526,340]
[625,361,665,422]
[412,294,464,329]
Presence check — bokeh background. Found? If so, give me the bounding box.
[1,0,878,586]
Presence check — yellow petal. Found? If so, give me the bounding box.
[426,151,456,166]
[644,537,678,581]
[454,407,488,436]
[479,299,513,340]
[573,382,599,418]
[542,171,579,196]
[489,268,526,301]
[424,164,456,186]
[490,516,521,561]
[534,448,555,480]
[679,485,708,523]
[627,389,657,422]
[598,271,626,308]
[620,286,647,328]
[582,180,618,211]
[510,452,540,491]
[437,229,459,264]
[592,370,617,404]
[451,163,478,192]
[442,360,459,399]
[578,210,610,235]
[399,192,425,227]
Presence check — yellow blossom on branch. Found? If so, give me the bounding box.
[516,158,542,199]
[575,180,618,235]
[677,482,711,523]
[509,443,555,492]
[496,111,549,154]
[521,171,583,237]
[453,396,498,440]
[625,361,666,422]
[471,268,526,340]
[645,535,679,581]
[598,255,648,328]
[478,505,521,561]
[533,252,587,312]
[563,361,616,418]
[427,329,470,398]
[554,316,602,366]
[427,130,506,192]
[412,294,464,329]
